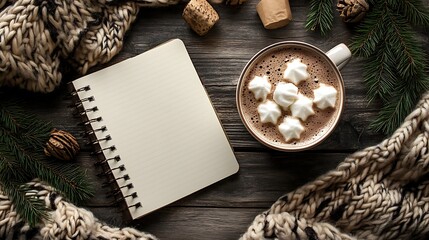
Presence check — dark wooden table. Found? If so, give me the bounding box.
[6,1,415,239]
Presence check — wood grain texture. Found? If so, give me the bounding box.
[1,0,428,239]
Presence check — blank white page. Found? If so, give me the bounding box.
[73,39,239,219]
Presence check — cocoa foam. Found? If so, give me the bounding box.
[239,45,342,148]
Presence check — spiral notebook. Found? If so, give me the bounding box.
[69,39,239,220]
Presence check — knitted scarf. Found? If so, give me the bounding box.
[0,180,158,240]
[0,0,179,92]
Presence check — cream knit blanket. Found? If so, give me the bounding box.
[0,0,178,92]
[0,181,158,239]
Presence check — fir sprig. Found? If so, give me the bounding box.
[307,0,429,134]
[350,0,429,133]
[393,0,429,25]
[1,182,47,226]
[305,0,334,36]
[0,101,93,226]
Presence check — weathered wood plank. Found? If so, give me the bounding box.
[90,206,264,240]
[80,152,346,209]
[1,0,428,239]
[133,207,264,240]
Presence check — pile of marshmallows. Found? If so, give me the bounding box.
[249,59,338,142]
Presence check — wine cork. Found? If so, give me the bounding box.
[256,0,292,29]
[183,0,219,36]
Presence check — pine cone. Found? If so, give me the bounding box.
[44,129,80,161]
[337,0,369,23]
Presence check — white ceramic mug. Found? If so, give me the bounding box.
[236,41,351,151]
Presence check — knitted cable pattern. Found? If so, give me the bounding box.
[0,0,179,93]
[0,180,158,240]
[241,91,429,240]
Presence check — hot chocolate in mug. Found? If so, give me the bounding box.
[236,41,351,151]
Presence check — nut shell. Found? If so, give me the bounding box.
[44,129,80,161]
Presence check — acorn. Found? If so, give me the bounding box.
[44,129,80,161]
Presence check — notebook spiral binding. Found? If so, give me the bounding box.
[68,83,142,210]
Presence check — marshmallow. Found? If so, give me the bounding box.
[313,83,338,109]
[248,75,272,101]
[257,100,281,124]
[278,117,305,142]
[290,94,315,121]
[273,82,298,110]
[283,59,309,85]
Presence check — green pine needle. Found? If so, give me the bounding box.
[362,45,398,102]
[350,7,385,57]
[354,0,429,134]
[0,182,47,227]
[17,119,52,150]
[0,103,25,134]
[391,0,429,26]
[305,0,334,36]
[0,145,30,183]
[0,101,94,227]
[306,0,429,134]
[30,159,94,203]
[369,92,413,134]
[369,76,428,133]
[386,12,425,78]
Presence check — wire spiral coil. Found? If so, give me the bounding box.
[68,83,141,210]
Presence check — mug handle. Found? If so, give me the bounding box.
[326,43,352,70]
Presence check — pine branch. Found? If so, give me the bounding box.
[3,131,92,203]
[350,6,386,57]
[351,0,429,134]
[362,44,398,102]
[386,12,426,78]
[0,145,30,183]
[0,102,94,227]
[0,182,47,227]
[0,100,51,147]
[305,0,334,36]
[18,118,51,150]
[0,102,25,134]
[369,77,427,133]
[29,159,93,203]
[369,92,412,134]
[390,0,429,26]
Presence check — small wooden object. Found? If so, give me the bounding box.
[256,0,292,29]
[183,0,219,36]
[44,129,80,161]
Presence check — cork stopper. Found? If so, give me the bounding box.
[256,0,292,29]
[183,0,220,36]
